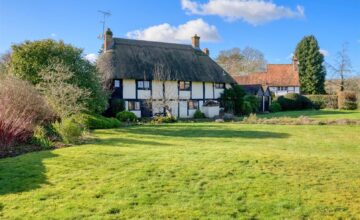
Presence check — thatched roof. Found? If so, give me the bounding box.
[97,38,235,83]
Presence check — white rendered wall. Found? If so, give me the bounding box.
[164,81,178,99]
[214,89,224,99]
[205,82,214,99]
[192,82,203,99]
[152,80,163,99]
[123,79,136,99]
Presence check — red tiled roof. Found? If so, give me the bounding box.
[233,64,300,87]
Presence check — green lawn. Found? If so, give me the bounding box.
[258,109,360,120]
[1,123,360,219]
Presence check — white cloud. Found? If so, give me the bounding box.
[50,33,57,38]
[84,53,98,63]
[319,49,329,57]
[181,0,305,25]
[126,18,220,43]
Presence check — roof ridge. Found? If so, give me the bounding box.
[114,37,193,49]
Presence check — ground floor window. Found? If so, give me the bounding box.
[128,101,140,111]
[188,100,199,110]
[277,86,287,91]
[215,83,225,89]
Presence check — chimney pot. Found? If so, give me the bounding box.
[191,34,200,49]
[292,55,298,71]
[203,48,209,56]
[104,28,113,52]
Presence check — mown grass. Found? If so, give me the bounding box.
[258,109,360,120]
[0,123,360,219]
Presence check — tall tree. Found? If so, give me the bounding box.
[326,43,352,91]
[216,47,266,76]
[295,35,326,94]
[9,39,108,114]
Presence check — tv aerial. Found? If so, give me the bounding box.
[98,10,111,40]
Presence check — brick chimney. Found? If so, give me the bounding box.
[292,55,298,72]
[104,28,113,52]
[203,48,209,56]
[191,34,200,49]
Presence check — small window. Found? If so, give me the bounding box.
[215,83,225,89]
[137,80,150,90]
[179,81,191,91]
[188,100,199,110]
[114,80,120,88]
[128,101,140,111]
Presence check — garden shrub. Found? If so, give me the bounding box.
[74,113,121,129]
[152,116,177,124]
[244,95,259,113]
[338,91,358,110]
[241,101,253,116]
[305,95,338,109]
[269,101,282,112]
[53,118,84,144]
[116,111,138,122]
[193,109,206,119]
[32,126,53,149]
[220,85,246,115]
[277,93,313,111]
[0,75,53,149]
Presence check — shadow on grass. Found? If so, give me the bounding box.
[0,151,57,195]
[104,126,290,139]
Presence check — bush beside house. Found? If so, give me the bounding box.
[305,95,338,109]
[338,91,358,110]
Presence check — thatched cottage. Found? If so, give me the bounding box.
[98,28,235,118]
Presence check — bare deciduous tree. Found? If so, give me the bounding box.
[326,43,353,92]
[37,62,91,119]
[216,47,267,76]
[145,63,179,117]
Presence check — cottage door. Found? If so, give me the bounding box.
[140,101,152,117]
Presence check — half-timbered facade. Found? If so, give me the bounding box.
[98,29,235,118]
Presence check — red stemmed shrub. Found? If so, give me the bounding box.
[0,75,53,151]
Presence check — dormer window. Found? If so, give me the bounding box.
[215,83,225,89]
[114,80,120,88]
[137,80,150,90]
[179,81,191,91]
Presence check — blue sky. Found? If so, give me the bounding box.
[1,0,359,72]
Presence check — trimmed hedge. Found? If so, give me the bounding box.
[74,113,121,129]
[305,95,338,109]
[116,111,138,122]
[277,93,313,111]
[338,91,358,110]
[269,101,282,112]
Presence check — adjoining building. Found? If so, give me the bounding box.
[233,57,300,96]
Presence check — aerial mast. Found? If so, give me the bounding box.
[98,10,111,39]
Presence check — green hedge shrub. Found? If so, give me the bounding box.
[269,101,282,112]
[116,111,138,122]
[74,113,121,129]
[53,118,84,144]
[193,109,206,119]
[244,95,259,113]
[242,101,253,115]
[277,93,313,111]
[338,91,358,110]
[305,95,338,109]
